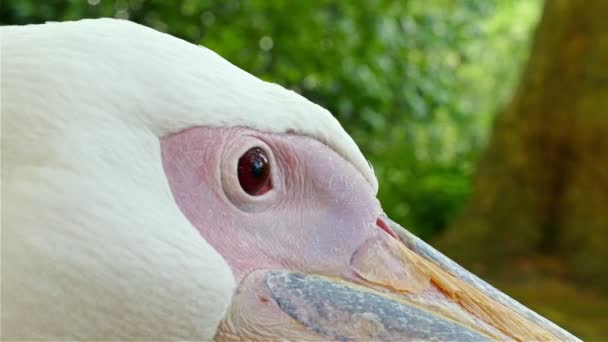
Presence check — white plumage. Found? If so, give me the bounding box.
[0,19,373,340]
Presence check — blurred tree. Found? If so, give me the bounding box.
[438,0,608,337]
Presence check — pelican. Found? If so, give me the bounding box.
[1,19,578,341]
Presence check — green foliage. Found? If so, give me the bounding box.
[1,0,540,239]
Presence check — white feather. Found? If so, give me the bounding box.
[0,18,376,340]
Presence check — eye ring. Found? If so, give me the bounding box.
[220,135,281,212]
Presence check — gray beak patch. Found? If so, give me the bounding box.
[266,271,491,342]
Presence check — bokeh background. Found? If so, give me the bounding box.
[2,0,606,339]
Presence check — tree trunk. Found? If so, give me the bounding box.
[438,0,608,291]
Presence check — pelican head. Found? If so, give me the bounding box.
[1,19,578,341]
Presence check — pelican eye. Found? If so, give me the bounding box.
[237,147,272,196]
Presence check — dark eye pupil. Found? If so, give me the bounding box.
[238,147,272,195]
[251,159,265,178]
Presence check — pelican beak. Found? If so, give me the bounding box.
[217,217,579,341]
[380,217,578,341]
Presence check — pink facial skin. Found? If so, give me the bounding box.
[160,127,565,341]
[161,127,389,283]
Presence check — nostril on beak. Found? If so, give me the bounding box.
[376,216,398,239]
